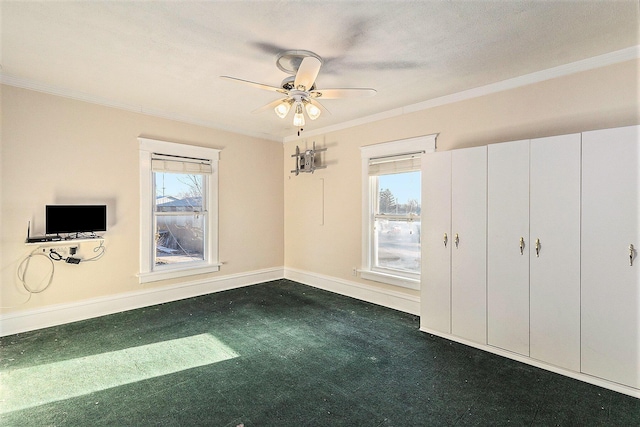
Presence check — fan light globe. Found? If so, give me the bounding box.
[305,103,321,120]
[293,112,305,127]
[293,103,305,126]
[274,102,291,118]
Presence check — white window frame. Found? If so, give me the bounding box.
[138,137,221,283]
[360,134,437,289]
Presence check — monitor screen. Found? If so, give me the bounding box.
[46,205,107,235]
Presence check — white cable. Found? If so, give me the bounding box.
[3,241,106,308]
[18,250,55,293]
[1,249,54,308]
[83,240,106,262]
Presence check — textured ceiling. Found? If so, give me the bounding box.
[1,1,638,141]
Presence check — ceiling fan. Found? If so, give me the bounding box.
[221,50,376,131]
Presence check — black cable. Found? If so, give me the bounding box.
[49,249,64,261]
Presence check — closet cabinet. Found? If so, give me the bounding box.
[487,134,581,371]
[421,151,451,335]
[450,147,487,343]
[581,125,639,389]
[420,126,638,395]
[529,134,581,371]
[421,146,487,344]
[487,140,530,356]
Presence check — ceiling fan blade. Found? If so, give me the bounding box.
[251,98,289,114]
[308,98,331,116]
[220,76,287,94]
[310,88,377,99]
[294,56,322,91]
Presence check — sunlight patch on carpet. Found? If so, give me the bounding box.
[0,333,239,414]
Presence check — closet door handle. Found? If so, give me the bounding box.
[631,244,635,266]
[443,233,448,247]
[519,237,525,255]
[454,233,459,249]
[535,238,541,257]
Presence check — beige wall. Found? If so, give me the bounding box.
[1,59,637,317]
[283,59,639,299]
[1,85,284,313]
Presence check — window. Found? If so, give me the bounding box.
[139,138,220,283]
[373,170,421,273]
[154,161,206,266]
[360,135,437,289]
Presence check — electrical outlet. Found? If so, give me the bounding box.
[352,267,358,276]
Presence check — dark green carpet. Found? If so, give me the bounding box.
[1,279,639,426]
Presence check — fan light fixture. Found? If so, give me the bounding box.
[220,50,377,134]
[274,101,291,118]
[274,98,321,125]
[305,102,321,120]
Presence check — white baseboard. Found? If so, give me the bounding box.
[284,268,420,315]
[3,265,637,399]
[0,267,284,337]
[420,326,640,399]
[1,267,416,337]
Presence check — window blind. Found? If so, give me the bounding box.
[368,151,423,175]
[151,154,212,174]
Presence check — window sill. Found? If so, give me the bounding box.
[138,263,221,284]
[360,270,420,290]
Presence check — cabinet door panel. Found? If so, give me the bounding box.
[421,151,452,333]
[529,134,581,371]
[451,146,487,343]
[582,125,640,389]
[487,140,530,356]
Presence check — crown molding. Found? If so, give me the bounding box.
[2,45,637,145]
[283,45,640,143]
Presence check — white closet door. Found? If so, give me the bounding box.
[487,140,530,356]
[421,151,452,334]
[582,125,640,389]
[529,134,581,371]
[451,146,487,344]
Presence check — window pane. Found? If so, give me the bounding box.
[374,170,421,274]
[155,214,205,266]
[155,173,203,212]
[377,172,421,215]
[375,219,421,273]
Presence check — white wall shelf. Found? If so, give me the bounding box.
[25,237,105,246]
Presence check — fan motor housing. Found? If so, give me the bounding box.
[281,76,315,91]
